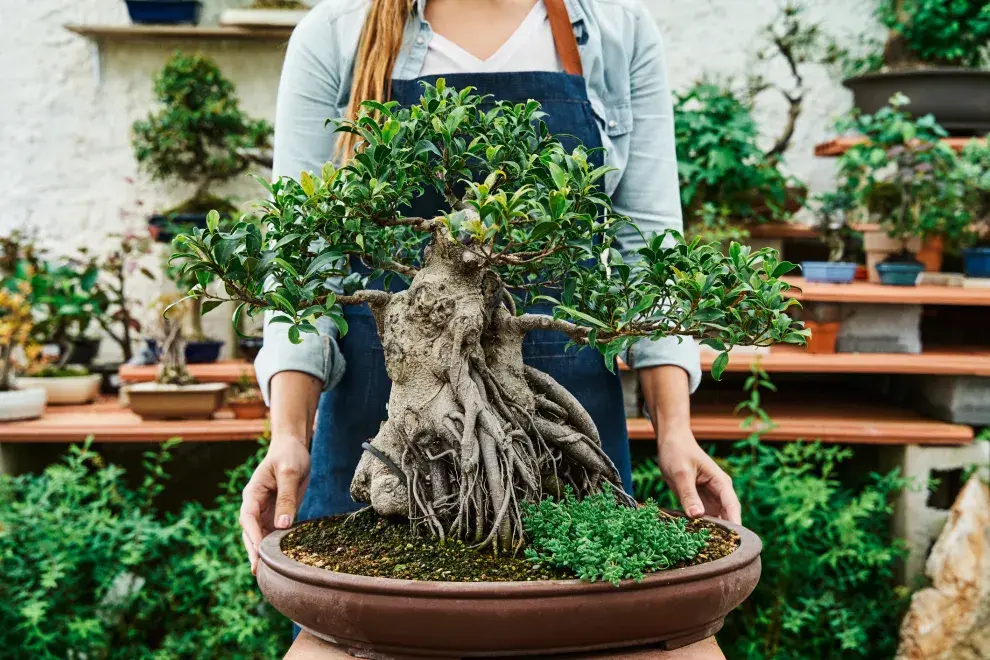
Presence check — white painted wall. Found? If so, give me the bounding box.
[0,0,879,360]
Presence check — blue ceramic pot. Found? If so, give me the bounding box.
[962,247,990,278]
[125,0,202,25]
[800,261,858,284]
[876,261,925,286]
[144,338,224,363]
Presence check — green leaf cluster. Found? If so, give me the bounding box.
[632,368,912,659]
[877,0,990,68]
[173,82,807,371]
[674,82,799,239]
[0,440,288,658]
[521,489,709,586]
[132,53,273,214]
[834,95,971,245]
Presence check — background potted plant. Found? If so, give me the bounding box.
[124,0,203,26]
[15,359,102,406]
[838,0,990,135]
[0,282,46,421]
[791,303,849,354]
[132,53,272,244]
[957,137,990,278]
[175,83,807,656]
[674,3,835,243]
[127,307,227,421]
[227,372,267,419]
[834,95,968,284]
[220,0,311,28]
[800,191,859,283]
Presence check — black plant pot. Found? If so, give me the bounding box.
[65,338,102,366]
[90,363,123,395]
[125,0,203,25]
[148,212,209,244]
[238,336,264,362]
[844,69,990,136]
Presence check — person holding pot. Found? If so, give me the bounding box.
[246,0,739,654]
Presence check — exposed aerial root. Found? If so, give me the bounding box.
[349,235,631,550]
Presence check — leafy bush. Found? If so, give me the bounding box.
[673,82,797,240]
[877,0,990,69]
[0,440,289,658]
[834,94,970,248]
[632,369,911,659]
[522,489,708,585]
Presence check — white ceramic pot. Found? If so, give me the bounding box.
[15,374,102,405]
[219,8,309,27]
[0,387,47,421]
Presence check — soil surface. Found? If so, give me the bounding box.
[281,509,740,582]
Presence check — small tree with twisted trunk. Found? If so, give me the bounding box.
[174,82,807,550]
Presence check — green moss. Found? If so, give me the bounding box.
[30,365,90,378]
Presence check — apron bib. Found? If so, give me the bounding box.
[298,0,632,522]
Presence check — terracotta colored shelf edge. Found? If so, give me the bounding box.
[815,136,979,157]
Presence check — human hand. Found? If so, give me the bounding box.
[240,437,311,575]
[657,424,740,524]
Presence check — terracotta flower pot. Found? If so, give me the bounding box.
[0,387,47,421]
[15,374,101,405]
[803,321,840,354]
[126,382,228,420]
[257,519,762,658]
[916,235,944,273]
[229,398,268,419]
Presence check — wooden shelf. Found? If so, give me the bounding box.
[65,24,294,42]
[629,401,972,446]
[783,277,990,306]
[815,136,980,157]
[746,223,819,240]
[3,397,969,446]
[0,397,266,443]
[119,360,254,384]
[701,345,990,377]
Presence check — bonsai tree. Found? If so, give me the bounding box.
[812,191,855,263]
[835,94,969,258]
[91,232,155,362]
[0,282,35,393]
[154,302,197,387]
[675,3,833,239]
[132,53,273,222]
[839,0,990,75]
[957,138,990,248]
[173,82,806,549]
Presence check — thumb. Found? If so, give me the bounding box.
[669,470,705,519]
[274,465,302,530]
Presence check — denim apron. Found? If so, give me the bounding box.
[297,6,632,525]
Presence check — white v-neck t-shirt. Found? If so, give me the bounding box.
[419,1,563,75]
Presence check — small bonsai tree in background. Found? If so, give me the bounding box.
[835,94,969,258]
[0,283,35,392]
[91,232,155,362]
[153,296,197,386]
[812,190,855,263]
[132,52,273,220]
[957,138,990,248]
[174,82,806,549]
[675,2,834,239]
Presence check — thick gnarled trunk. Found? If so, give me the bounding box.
[350,236,628,550]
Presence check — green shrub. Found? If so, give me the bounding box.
[632,369,911,659]
[522,489,708,586]
[0,440,288,659]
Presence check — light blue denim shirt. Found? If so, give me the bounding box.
[255,0,702,404]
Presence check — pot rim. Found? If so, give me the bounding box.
[17,374,101,382]
[844,68,990,84]
[0,386,47,396]
[259,516,761,598]
[128,382,228,393]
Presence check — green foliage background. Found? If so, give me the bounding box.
[0,441,289,659]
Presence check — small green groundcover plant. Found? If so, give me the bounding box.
[0,440,288,659]
[522,488,708,585]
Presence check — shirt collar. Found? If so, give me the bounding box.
[414,0,583,24]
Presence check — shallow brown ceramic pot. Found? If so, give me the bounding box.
[229,398,268,419]
[258,518,761,658]
[127,382,227,420]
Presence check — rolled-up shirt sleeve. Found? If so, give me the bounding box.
[610,7,701,393]
[254,8,347,403]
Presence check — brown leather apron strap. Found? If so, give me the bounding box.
[544,0,583,76]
